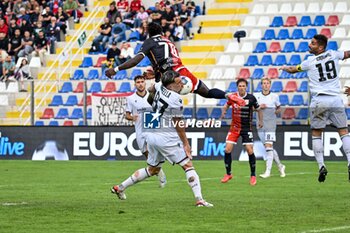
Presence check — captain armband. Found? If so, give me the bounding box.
[296,65,303,72]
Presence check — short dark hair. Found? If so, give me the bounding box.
[134,75,145,82]
[236,78,248,86]
[162,70,179,87]
[313,34,328,50]
[148,22,163,37]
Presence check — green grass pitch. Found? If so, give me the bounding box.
[0,160,349,233]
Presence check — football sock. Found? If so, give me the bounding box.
[341,134,350,166]
[207,88,226,99]
[224,152,232,175]
[273,149,282,167]
[119,167,151,191]
[312,137,325,169]
[185,167,203,201]
[248,153,256,176]
[266,148,274,174]
[158,168,166,182]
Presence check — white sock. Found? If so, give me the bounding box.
[185,168,203,201]
[119,168,151,190]
[266,148,273,174]
[341,134,350,166]
[273,149,282,167]
[158,168,166,183]
[312,137,325,169]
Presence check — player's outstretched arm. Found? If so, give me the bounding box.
[279,65,300,74]
[105,54,144,78]
[220,103,229,119]
[173,117,192,159]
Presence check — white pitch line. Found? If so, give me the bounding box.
[300,225,350,233]
[1,202,28,206]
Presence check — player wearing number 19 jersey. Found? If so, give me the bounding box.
[281,34,350,182]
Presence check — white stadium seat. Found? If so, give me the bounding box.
[251,4,264,15]
[321,2,334,13]
[293,3,306,14]
[249,29,262,40]
[280,3,292,14]
[222,68,236,80]
[266,4,279,14]
[340,40,350,51]
[307,2,320,13]
[333,28,346,38]
[217,55,231,65]
[334,1,348,13]
[225,41,240,53]
[0,82,6,92]
[231,55,245,66]
[208,68,223,80]
[240,42,253,53]
[0,95,9,106]
[257,16,270,27]
[242,16,256,27]
[340,15,350,25]
[6,82,19,93]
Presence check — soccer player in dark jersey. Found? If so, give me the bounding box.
[220,79,263,186]
[105,22,244,105]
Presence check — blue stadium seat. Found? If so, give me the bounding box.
[270,16,283,27]
[71,69,84,80]
[129,69,142,80]
[59,82,73,93]
[304,28,317,39]
[217,99,227,106]
[195,5,201,16]
[35,121,44,126]
[87,69,99,80]
[88,82,102,93]
[78,121,85,126]
[245,55,259,66]
[254,82,262,92]
[251,68,264,79]
[55,108,69,119]
[273,55,287,66]
[227,82,237,92]
[224,108,232,119]
[346,109,350,120]
[87,108,92,119]
[270,81,283,92]
[276,29,289,40]
[134,43,142,54]
[64,95,78,106]
[290,29,303,40]
[197,108,209,119]
[210,108,222,119]
[253,42,267,53]
[49,95,63,106]
[288,54,302,66]
[298,16,312,27]
[295,71,307,79]
[118,82,132,92]
[183,108,193,118]
[326,41,338,50]
[281,42,295,53]
[313,15,325,26]
[291,121,301,125]
[290,94,305,106]
[114,70,128,80]
[128,31,140,42]
[137,57,151,67]
[279,70,293,79]
[49,120,59,126]
[79,57,93,67]
[296,108,308,119]
[296,41,309,52]
[260,55,273,66]
[279,94,289,106]
[262,29,276,40]
[69,108,83,119]
[99,72,109,80]
[297,81,308,92]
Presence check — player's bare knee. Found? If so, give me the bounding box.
[148,166,161,176]
[182,161,194,171]
[338,128,349,137]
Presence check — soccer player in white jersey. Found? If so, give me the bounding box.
[254,77,286,178]
[281,34,350,182]
[111,70,213,207]
[125,75,166,188]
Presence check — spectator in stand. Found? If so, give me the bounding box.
[160,17,169,34]
[13,0,26,18]
[8,19,20,39]
[116,0,129,18]
[14,57,31,92]
[164,30,174,42]
[45,16,61,53]
[63,0,80,23]
[137,20,148,41]
[115,42,134,65]
[30,6,41,26]
[26,0,40,15]
[162,5,176,31]
[107,2,121,25]
[178,4,192,39]
[91,17,112,51]
[33,21,45,37]
[32,30,48,66]
[1,55,16,82]
[8,28,23,59]
[104,41,121,69]
[109,16,127,45]
[0,19,8,36]
[173,0,184,13]
[18,7,31,23]
[49,0,63,15]
[19,18,33,36]
[0,56,3,78]
[173,18,184,41]
[185,0,196,17]
[0,1,10,15]
[126,0,142,19]
[18,30,34,58]
[134,6,148,28]
[55,7,68,34]
[42,6,54,27]
[150,2,164,25]
[0,32,9,60]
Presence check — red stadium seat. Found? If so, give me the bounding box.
[63,120,74,126]
[320,28,332,38]
[73,82,84,93]
[40,108,55,119]
[267,42,281,53]
[78,95,92,106]
[282,108,296,119]
[237,68,250,79]
[94,57,107,67]
[103,82,117,92]
[284,16,297,27]
[266,68,279,79]
[283,80,298,92]
[325,15,339,26]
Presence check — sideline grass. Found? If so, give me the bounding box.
[0,160,349,233]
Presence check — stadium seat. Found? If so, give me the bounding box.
[335,2,348,13]
[326,41,338,51]
[304,54,313,61]
[340,40,350,51]
[298,16,312,27]
[242,16,256,27]
[313,15,325,26]
[284,16,297,27]
[222,68,236,80]
[49,121,59,126]
[78,121,84,126]
[79,57,93,68]
[282,108,296,119]
[118,82,132,93]
[260,55,273,66]
[266,68,279,79]
[307,2,320,13]
[273,55,287,66]
[283,81,297,92]
[288,55,301,66]
[94,57,106,67]
[266,3,278,14]
[59,82,73,93]
[290,29,304,40]
[87,109,92,119]
[321,1,334,13]
[129,69,142,80]
[197,108,209,120]
[295,71,307,79]
[293,3,306,14]
[128,31,140,41]
[304,28,317,39]
[99,72,109,80]
[325,15,339,26]
[296,108,308,119]
[253,42,267,53]
[64,95,78,106]
[183,108,193,118]
[217,54,231,65]
[194,5,201,16]
[290,95,305,106]
[74,82,84,93]
[320,28,332,38]
[279,70,293,79]
[279,94,289,106]
[103,82,117,92]
[251,68,264,79]
[245,55,259,66]
[40,108,54,119]
[267,42,281,53]
[241,42,253,53]
[271,81,283,92]
[49,95,63,106]
[114,70,128,80]
[69,108,83,119]
[262,29,276,40]
[276,29,289,40]
[35,121,44,126]
[249,29,262,40]
[237,68,250,79]
[231,55,245,67]
[225,41,240,53]
[281,42,295,53]
[217,99,227,106]
[296,41,309,52]
[55,108,69,119]
[270,16,283,27]
[209,68,223,80]
[280,3,292,14]
[88,82,102,93]
[298,81,308,92]
[254,82,262,92]
[346,108,350,120]
[333,27,346,38]
[340,15,350,26]
[137,57,151,67]
[257,16,270,27]
[78,95,92,106]
[227,82,237,92]
[87,69,99,80]
[71,69,84,80]
[251,4,264,14]
[210,108,222,119]
[63,120,74,126]
[134,43,142,54]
